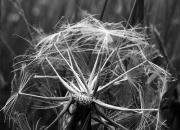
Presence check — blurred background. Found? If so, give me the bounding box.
[0,0,180,129]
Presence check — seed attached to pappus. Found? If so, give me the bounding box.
[68,102,77,115]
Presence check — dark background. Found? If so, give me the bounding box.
[0,0,180,129]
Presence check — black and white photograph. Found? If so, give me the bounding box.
[0,0,180,130]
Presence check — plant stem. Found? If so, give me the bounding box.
[100,0,108,21]
[66,104,92,130]
[131,0,144,25]
[10,0,33,46]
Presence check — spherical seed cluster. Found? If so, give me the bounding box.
[72,93,93,105]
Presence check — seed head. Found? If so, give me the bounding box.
[72,93,93,105]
